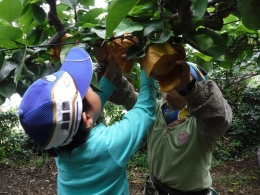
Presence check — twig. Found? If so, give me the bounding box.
[24,0,66,65]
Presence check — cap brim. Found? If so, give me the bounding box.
[60,47,93,98]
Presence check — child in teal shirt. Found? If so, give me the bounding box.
[19,47,157,194]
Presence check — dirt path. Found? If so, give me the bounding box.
[0,156,259,195]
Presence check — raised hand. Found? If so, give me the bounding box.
[103,54,120,81]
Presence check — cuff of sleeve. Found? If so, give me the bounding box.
[99,76,117,95]
[183,82,211,108]
[182,83,198,99]
[140,69,156,87]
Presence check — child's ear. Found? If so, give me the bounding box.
[82,112,93,128]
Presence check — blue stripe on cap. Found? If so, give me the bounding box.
[19,71,67,147]
[188,62,206,82]
[61,47,93,99]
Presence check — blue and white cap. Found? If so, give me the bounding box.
[19,47,93,150]
[188,62,207,82]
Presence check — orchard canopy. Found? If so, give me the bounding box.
[0,0,260,104]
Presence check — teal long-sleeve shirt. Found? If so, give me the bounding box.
[56,70,156,195]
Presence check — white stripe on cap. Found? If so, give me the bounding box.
[44,72,83,149]
[64,56,91,62]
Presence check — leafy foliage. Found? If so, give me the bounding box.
[0,109,43,161]
[0,109,21,159]
[0,0,259,168]
[127,150,148,171]
[103,102,125,125]
[229,85,260,146]
[213,81,260,162]
[0,0,259,101]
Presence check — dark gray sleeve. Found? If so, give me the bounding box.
[183,80,233,138]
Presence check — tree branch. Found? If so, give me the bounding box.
[24,0,66,65]
[222,73,259,89]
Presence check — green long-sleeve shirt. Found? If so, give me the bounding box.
[103,68,232,192]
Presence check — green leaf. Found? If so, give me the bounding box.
[230,9,241,18]
[237,0,260,31]
[57,3,70,12]
[0,0,23,23]
[76,8,104,26]
[0,79,16,98]
[82,23,99,28]
[18,5,34,26]
[237,24,256,34]
[223,14,237,25]
[185,28,227,57]
[34,40,49,53]
[60,46,74,65]
[218,60,232,69]
[90,73,102,92]
[91,27,106,39]
[59,0,77,9]
[16,79,30,97]
[15,37,30,48]
[198,28,227,46]
[143,20,164,36]
[26,29,47,45]
[82,36,103,43]
[192,0,208,19]
[196,52,212,61]
[193,34,214,50]
[114,19,143,36]
[106,0,139,39]
[0,39,19,49]
[171,18,204,36]
[0,60,19,82]
[129,1,157,16]
[31,4,46,24]
[78,0,95,8]
[0,51,5,69]
[195,57,213,73]
[126,45,145,60]
[225,51,238,65]
[0,25,23,40]
[14,49,27,86]
[60,37,77,64]
[148,29,172,44]
[0,94,5,105]
[245,48,253,58]
[136,0,154,5]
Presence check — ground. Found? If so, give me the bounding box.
[0,155,259,195]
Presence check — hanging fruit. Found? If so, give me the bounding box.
[51,33,73,60]
[109,34,139,73]
[142,42,182,92]
[108,35,184,92]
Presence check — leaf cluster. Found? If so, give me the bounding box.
[0,109,42,162]
[0,0,260,102]
[213,82,260,162]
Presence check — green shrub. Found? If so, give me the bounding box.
[103,102,125,125]
[0,108,44,161]
[127,150,149,171]
[213,83,260,162]
[0,109,21,159]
